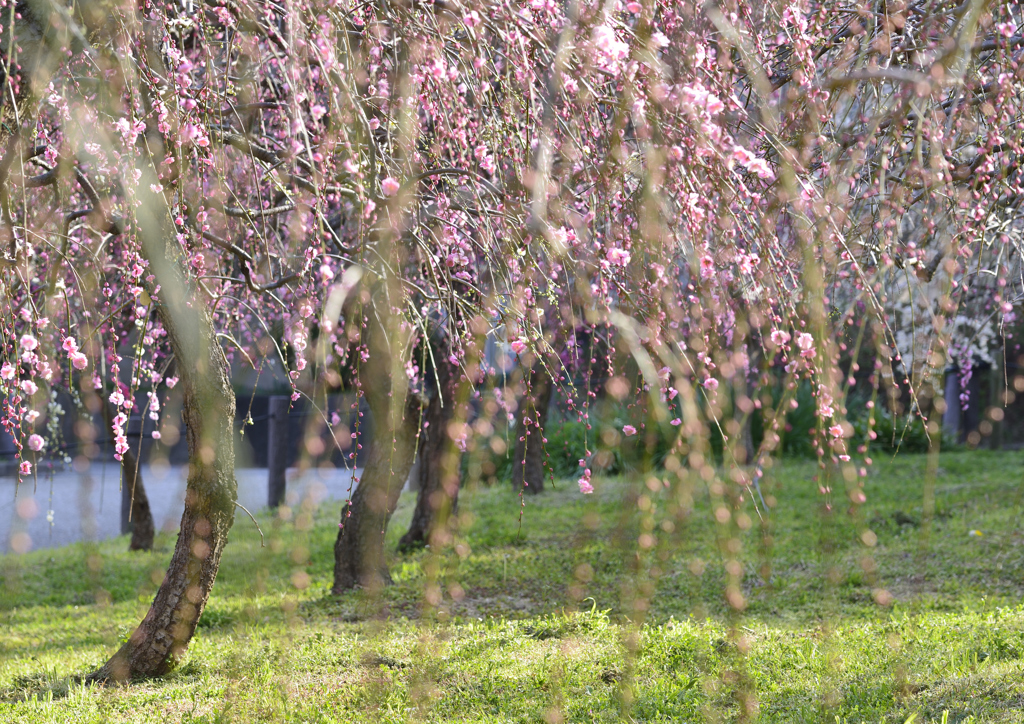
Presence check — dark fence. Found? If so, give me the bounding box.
[0,393,373,471]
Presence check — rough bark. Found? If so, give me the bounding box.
[89,162,237,683]
[333,393,420,592]
[398,356,458,552]
[332,297,421,594]
[511,363,553,495]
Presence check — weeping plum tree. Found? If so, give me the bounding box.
[4,0,1024,687]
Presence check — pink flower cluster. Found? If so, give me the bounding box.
[62,337,88,370]
[578,468,594,494]
[109,387,132,459]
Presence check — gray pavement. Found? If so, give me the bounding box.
[1,463,364,553]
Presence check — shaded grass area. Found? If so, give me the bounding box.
[2,451,1024,721]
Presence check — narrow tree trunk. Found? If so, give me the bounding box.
[512,363,553,495]
[89,163,237,682]
[398,356,457,552]
[737,357,756,467]
[990,353,1003,450]
[333,393,420,592]
[333,295,421,594]
[121,444,155,551]
[104,401,155,551]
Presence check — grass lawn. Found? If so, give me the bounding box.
[3,450,1024,722]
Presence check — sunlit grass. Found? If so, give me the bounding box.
[2,450,1024,721]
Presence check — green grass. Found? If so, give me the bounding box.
[3,450,1024,721]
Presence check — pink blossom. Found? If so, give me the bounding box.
[623,425,637,436]
[829,424,844,438]
[27,434,44,451]
[770,329,791,346]
[738,254,760,275]
[796,332,814,351]
[19,461,31,476]
[20,380,38,395]
[670,418,682,426]
[578,469,594,494]
[731,145,773,179]
[70,352,89,370]
[592,25,628,58]
[704,93,725,116]
[679,82,723,115]
[381,177,401,196]
[606,247,631,266]
[0,362,14,380]
[700,255,715,279]
[746,158,774,180]
[20,334,38,351]
[704,377,719,391]
[591,25,630,73]
[62,337,79,353]
[510,338,527,355]
[817,385,834,417]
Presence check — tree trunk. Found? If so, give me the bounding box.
[512,363,553,495]
[89,162,237,682]
[103,400,155,551]
[398,356,458,552]
[333,393,420,592]
[0,0,237,682]
[121,444,155,551]
[333,294,421,594]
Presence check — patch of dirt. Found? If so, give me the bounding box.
[446,587,541,619]
[886,573,940,602]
